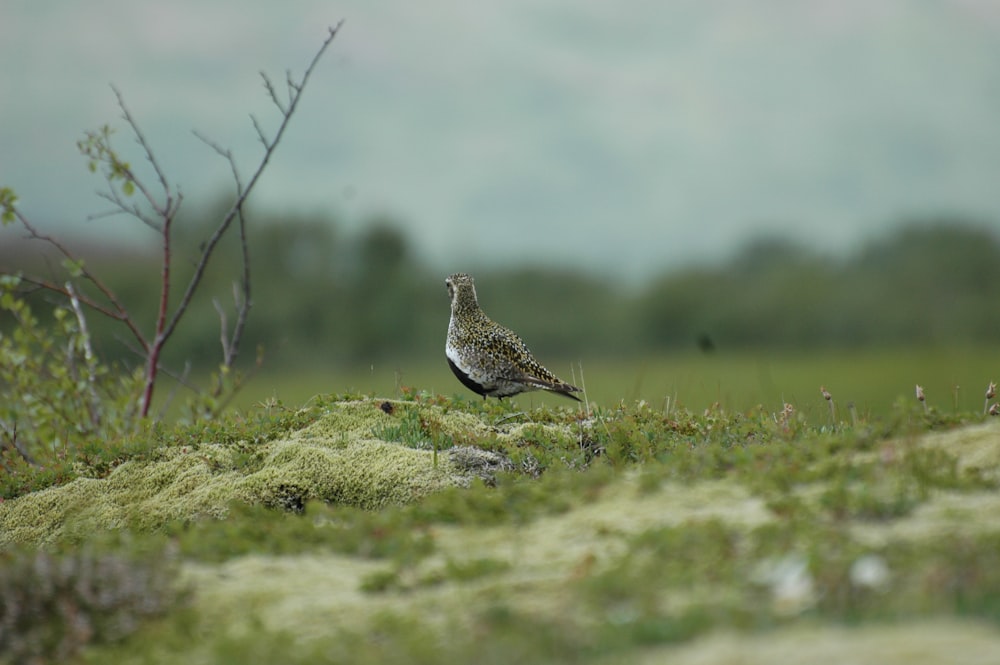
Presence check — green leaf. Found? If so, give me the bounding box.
[61,258,86,278]
[0,186,17,224]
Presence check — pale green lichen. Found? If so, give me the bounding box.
[628,620,1000,665]
[173,460,1000,662]
[176,473,771,646]
[0,401,476,546]
[918,421,1000,479]
[852,490,1000,547]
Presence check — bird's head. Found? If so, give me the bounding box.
[445,273,479,313]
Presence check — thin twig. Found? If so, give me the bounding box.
[193,129,253,370]
[111,84,177,219]
[228,201,252,368]
[212,347,265,414]
[7,234,149,351]
[66,281,103,428]
[261,73,287,115]
[159,22,343,350]
[155,361,191,422]
[0,419,38,467]
[95,189,163,232]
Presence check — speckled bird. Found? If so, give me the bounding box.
[445,273,583,401]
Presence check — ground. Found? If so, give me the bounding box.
[2,395,1000,663]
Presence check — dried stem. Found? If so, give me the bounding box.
[820,385,835,425]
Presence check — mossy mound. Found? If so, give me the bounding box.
[0,400,507,547]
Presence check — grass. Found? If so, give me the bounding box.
[232,346,1000,419]
[3,347,1000,663]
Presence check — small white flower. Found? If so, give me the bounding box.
[753,554,815,615]
[850,554,890,590]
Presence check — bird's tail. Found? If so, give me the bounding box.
[530,378,583,402]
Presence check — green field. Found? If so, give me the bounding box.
[240,346,1000,419]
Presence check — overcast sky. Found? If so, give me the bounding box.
[2,1,999,280]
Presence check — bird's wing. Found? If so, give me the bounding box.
[488,326,577,389]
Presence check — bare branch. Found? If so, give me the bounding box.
[85,206,135,223]
[285,69,299,104]
[95,189,163,231]
[192,130,232,161]
[228,213,253,368]
[159,22,343,350]
[225,178,252,370]
[14,274,133,328]
[154,361,192,422]
[250,114,271,148]
[192,130,245,191]
[212,346,265,413]
[111,84,177,219]
[194,130,252,371]
[2,212,151,352]
[260,72,287,115]
[139,182,175,417]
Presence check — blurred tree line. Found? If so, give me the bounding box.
[2,207,998,377]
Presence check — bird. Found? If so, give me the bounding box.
[444,272,583,402]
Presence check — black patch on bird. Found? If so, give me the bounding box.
[447,357,489,399]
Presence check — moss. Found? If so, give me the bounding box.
[0,401,475,546]
[239,437,457,510]
[311,399,492,446]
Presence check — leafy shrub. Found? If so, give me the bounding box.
[0,278,141,495]
[0,541,185,663]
